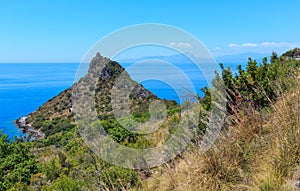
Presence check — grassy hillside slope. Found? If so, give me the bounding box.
[139,52,300,191]
[6,50,300,190]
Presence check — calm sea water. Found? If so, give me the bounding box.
[0,62,242,139]
[0,63,79,139]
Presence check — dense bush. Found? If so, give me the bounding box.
[0,132,39,190]
[35,119,75,137]
[200,53,300,116]
[101,166,138,191]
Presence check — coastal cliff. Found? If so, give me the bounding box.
[9,50,300,190]
[17,53,176,138]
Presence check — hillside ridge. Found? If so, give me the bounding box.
[16,53,170,138]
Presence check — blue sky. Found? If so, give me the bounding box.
[1,0,300,62]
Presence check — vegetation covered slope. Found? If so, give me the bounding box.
[2,50,300,190]
[0,133,39,191]
[10,53,179,190]
[140,52,300,191]
[25,53,177,138]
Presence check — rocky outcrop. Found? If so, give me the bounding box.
[15,116,45,139]
[17,53,166,137]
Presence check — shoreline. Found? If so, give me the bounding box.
[14,116,45,139]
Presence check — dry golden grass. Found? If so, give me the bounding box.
[136,76,300,191]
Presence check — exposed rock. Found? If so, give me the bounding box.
[17,52,167,137]
[15,116,45,139]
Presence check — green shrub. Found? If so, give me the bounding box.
[101,166,138,191]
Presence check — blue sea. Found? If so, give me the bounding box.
[0,63,79,139]
[0,62,242,139]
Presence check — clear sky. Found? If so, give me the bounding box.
[1,0,300,62]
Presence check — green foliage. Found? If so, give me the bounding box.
[33,119,75,137]
[132,112,150,122]
[101,166,138,191]
[4,50,298,191]
[219,52,300,111]
[281,48,300,58]
[45,175,81,191]
[98,119,137,143]
[197,50,300,138]
[7,182,28,191]
[44,160,61,182]
[31,127,139,190]
[200,86,212,111]
[271,51,278,63]
[0,131,39,190]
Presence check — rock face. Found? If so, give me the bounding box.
[88,52,111,78]
[21,53,166,137]
[15,116,45,139]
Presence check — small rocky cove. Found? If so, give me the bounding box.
[15,116,45,139]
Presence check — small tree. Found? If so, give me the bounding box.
[271,51,278,63]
